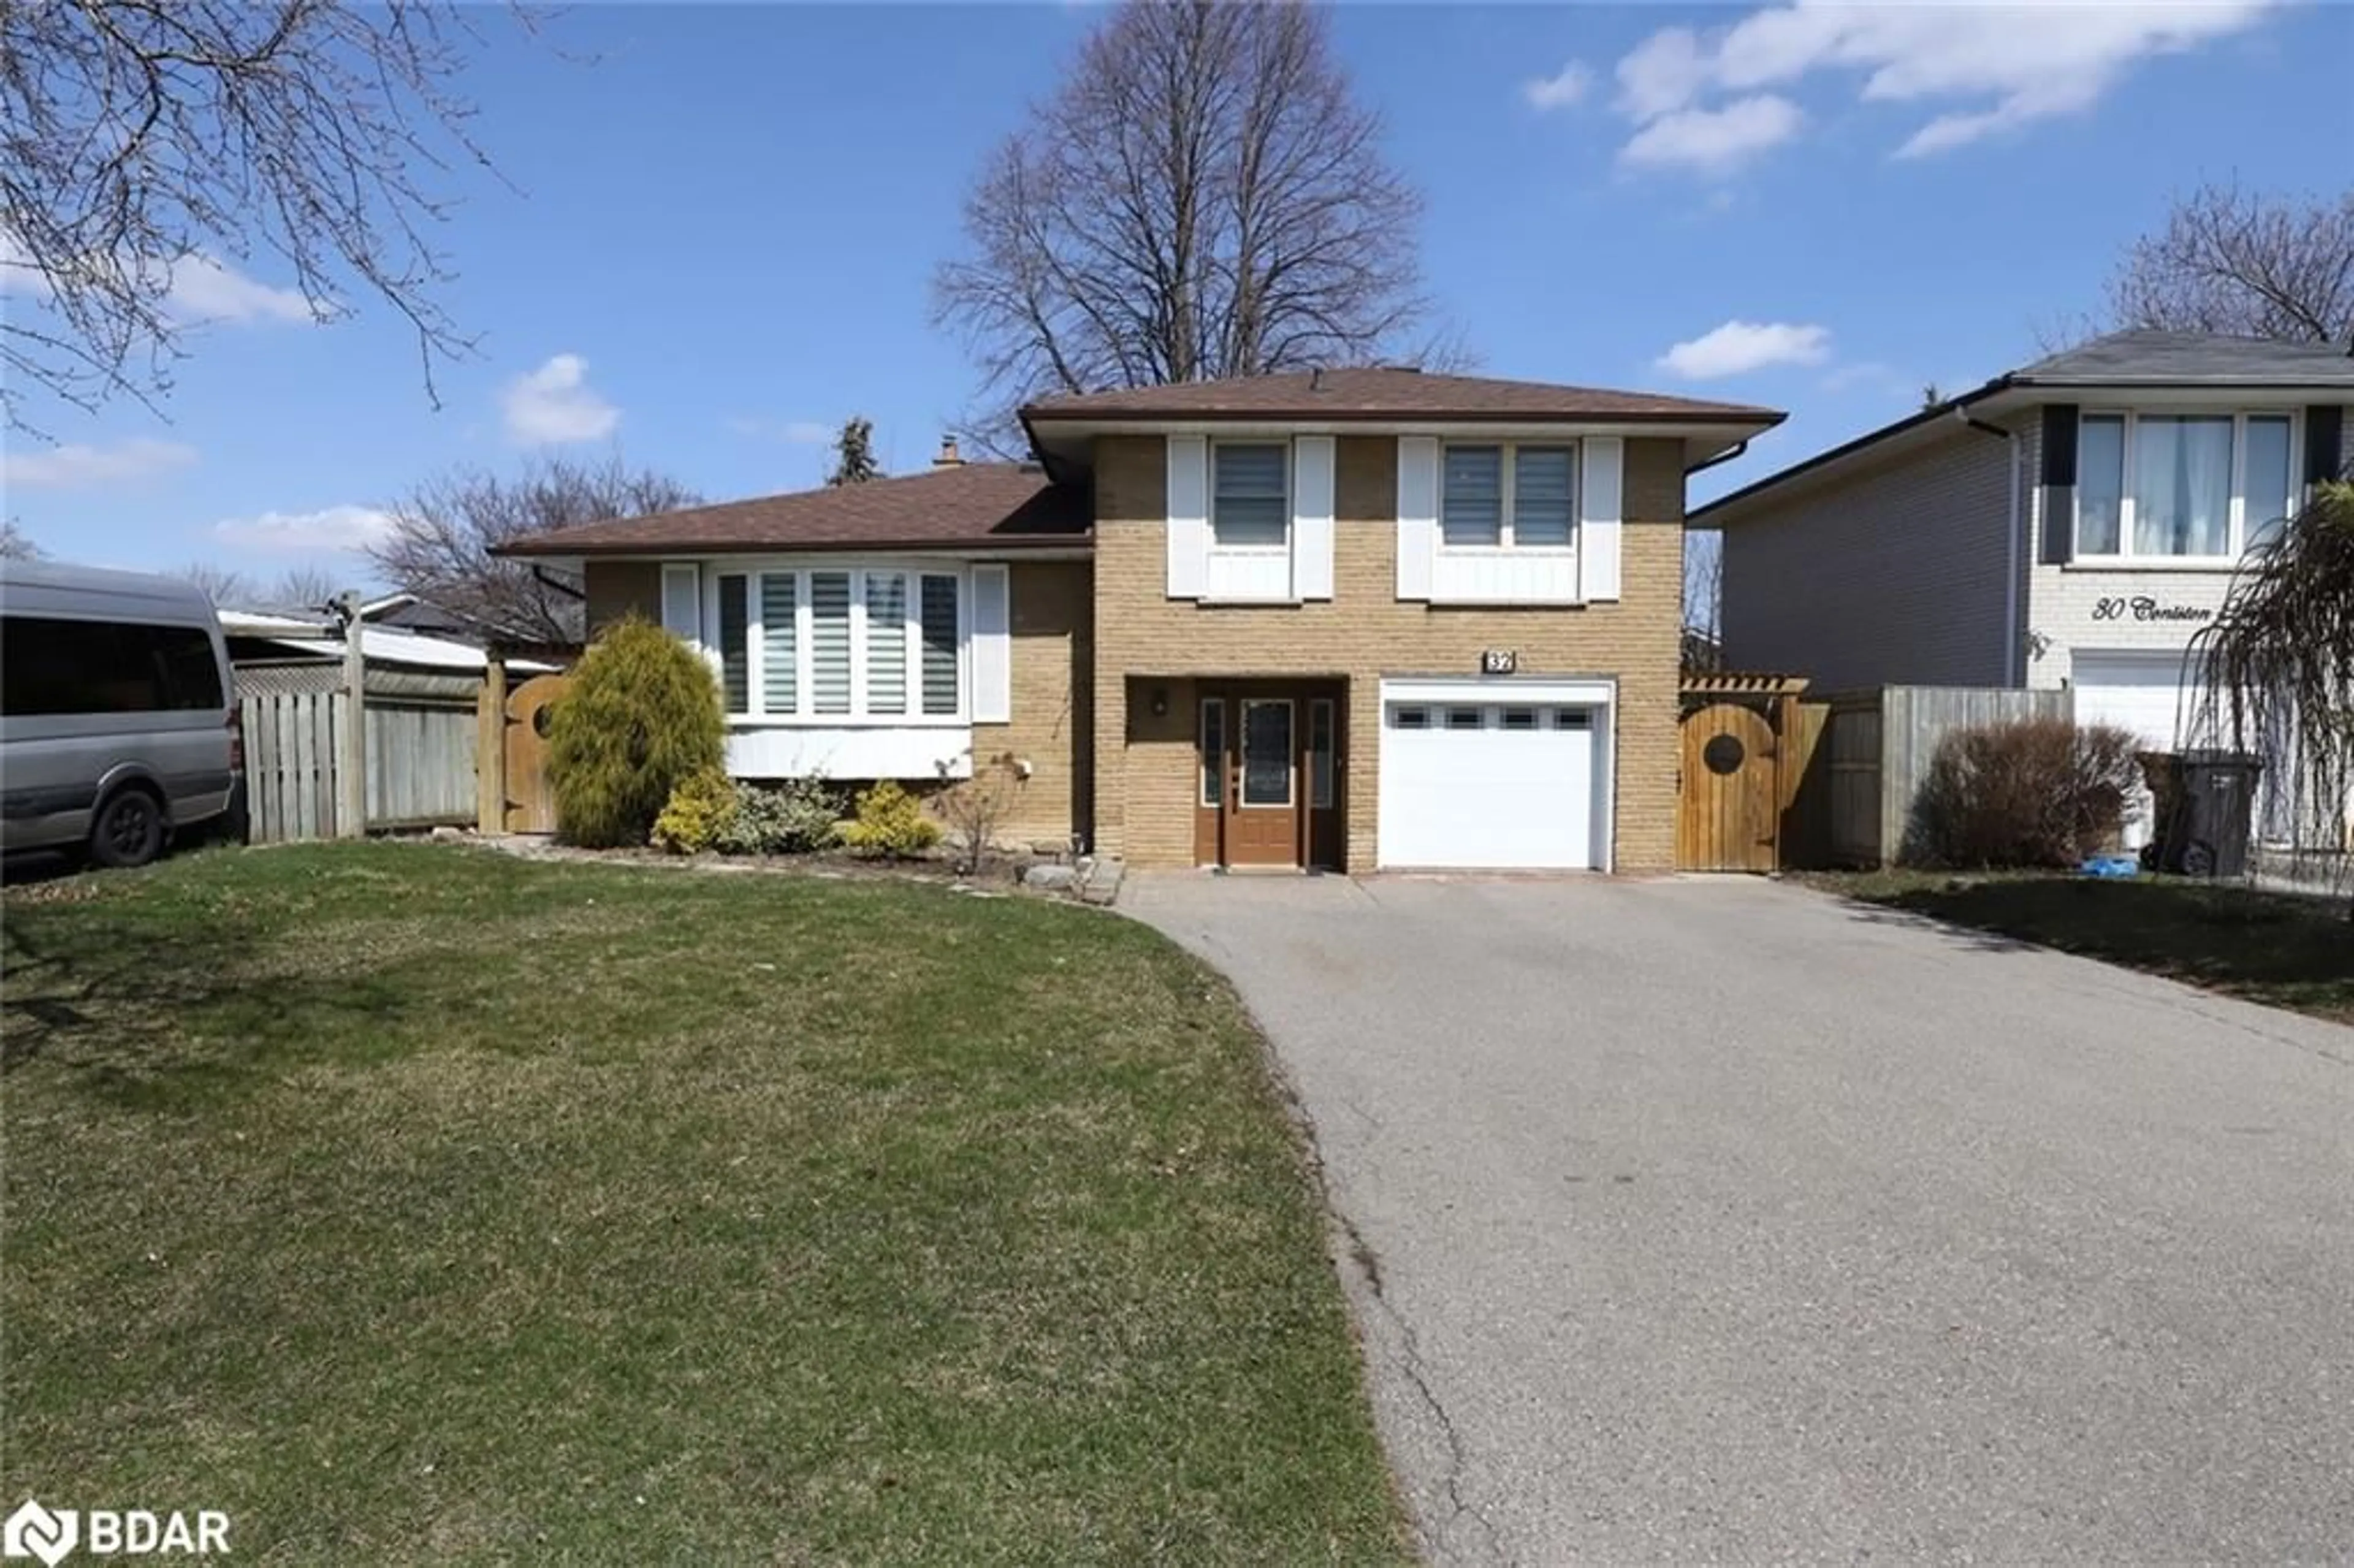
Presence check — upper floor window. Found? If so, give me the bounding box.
[2076,411,2296,561]
[1441,443,1575,550]
[713,566,962,721]
[1211,443,1289,549]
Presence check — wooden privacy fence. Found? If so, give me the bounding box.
[238,675,483,843]
[1778,685,2074,869]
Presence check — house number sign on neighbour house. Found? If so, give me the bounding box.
[2091,596,2214,625]
[1480,649,1519,674]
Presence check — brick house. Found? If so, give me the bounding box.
[1699,330,2354,847]
[498,368,1781,872]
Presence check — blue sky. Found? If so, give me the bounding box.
[3,1,2347,588]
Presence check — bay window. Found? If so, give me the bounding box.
[2075,411,2298,560]
[1441,443,1577,550]
[714,566,964,720]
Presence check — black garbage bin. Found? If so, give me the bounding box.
[2147,750,2264,877]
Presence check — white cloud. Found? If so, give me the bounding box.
[1656,320,1832,380]
[168,254,313,324]
[502,354,619,445]
[211,504,395,553]
[1523,60,1594,111]
[1620,96,1805,175]
[1,436,197,489]
[1609,0,2280,167]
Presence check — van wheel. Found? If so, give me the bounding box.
[90,786,166,869]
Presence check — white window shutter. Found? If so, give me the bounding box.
[1579,438,1623,603]
[660,563,701,642]
[1292,435,1336,600]
[970,564,1011,722]
[1395,436,1438,600]
[1165,435,1209,599]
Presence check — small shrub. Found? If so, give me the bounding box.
[652,767,738,854]
[933,750,1025,875]
[839,780,941,858]
[716,778,843,855]
[547,617,725,848]
[1907,717,2143,869]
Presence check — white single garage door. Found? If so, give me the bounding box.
[1376,680,1612,870]
[2071,649,2206,848]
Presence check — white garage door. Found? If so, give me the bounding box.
[1377,695,1604,869]
[2071,650,2206,753]
[2071,650,2207,849]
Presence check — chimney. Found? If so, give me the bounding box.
[1309,367,1326,392]
[932,435,962,468]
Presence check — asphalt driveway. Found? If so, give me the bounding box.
[1124,873,2354,1564]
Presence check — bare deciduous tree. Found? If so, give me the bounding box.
[1,520,42,560]
[1682,531,1723,666]
[1,0,528,433]
[2108,183,2354,344]
[368,455,699,647]
[934,0,1446,443]
[170,560,345,609]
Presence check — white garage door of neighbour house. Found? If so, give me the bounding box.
[1376,680,1612,870]
[2071,649,2208,850]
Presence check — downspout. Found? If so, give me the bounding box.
[1956,411,2022,687]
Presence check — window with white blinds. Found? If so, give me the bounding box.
[710,565,963,720]
[716,574,750,714]
[758,573,796,714]
[920,574,958,717]
[809,571,851,715]
[865,572,908,715]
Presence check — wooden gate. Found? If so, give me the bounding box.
[501,673,570,832]
[1677,673,1815,872]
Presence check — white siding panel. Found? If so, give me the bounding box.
[1395,436,1438,600]
[1292,435,1336,600]
[1165,435,1209,599]
[969,563,1010,721]
[1577,436,1622,603]
[726,726,975,781]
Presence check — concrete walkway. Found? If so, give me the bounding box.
[1124,872,2354,1565]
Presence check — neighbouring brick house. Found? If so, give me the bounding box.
[1699,330,2354,849]
[498,369,1781,872]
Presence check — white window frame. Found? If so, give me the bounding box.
[1439,441,1580,555]
[2073,409,2301,565]
[1209,440,1292,554]
[705,560,969,726]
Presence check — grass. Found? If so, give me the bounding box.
[1,843,1407,1564]
[1804,869,2354,1024]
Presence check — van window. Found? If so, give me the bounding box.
[1,615,224,715]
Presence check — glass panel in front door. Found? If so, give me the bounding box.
[1240,699,1294,807]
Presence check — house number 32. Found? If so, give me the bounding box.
[1480,649,1518,675]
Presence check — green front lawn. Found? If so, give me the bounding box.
[1,845,1406,1564]
[1805,870,2354,1024]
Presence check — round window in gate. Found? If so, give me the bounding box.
[1702,733,1745,775]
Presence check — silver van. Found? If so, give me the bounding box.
[1,560,242,867]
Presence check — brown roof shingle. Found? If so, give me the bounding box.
[495,463,1088,557]
[1022,367,1780,424]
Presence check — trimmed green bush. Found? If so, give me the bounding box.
[547,617,726,848]
[652,766,739,854]
[1906,717,2143,869]
[839,780,940,858]
[715,778,842,855]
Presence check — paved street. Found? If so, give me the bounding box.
[1125,873,2354,1564]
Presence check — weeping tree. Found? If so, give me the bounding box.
[2188,482,2354,911]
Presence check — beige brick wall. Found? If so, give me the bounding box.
[1089,434,1687,872]
[972,558,1091,849]
[578,557,1090,850]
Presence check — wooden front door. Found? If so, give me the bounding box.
[1192,684,1342,869]
[1227,697,1299,865]
[1677,699,1780,871]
